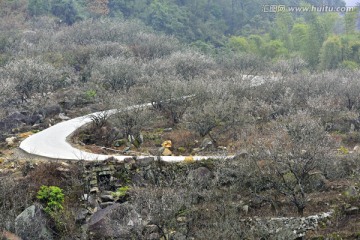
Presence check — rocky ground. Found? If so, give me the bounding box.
[1,101,360,239]
[1,140,360,239]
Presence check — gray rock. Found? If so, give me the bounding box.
[7,112,28,123]
[100,202,115,209]
[345,206,359,215]
[5,136,17,146]
[29,114,43,125]
[0,111,40,133]
[100,194,114,202]
[75,209,89,224]
[88,203,143,239]
[58,113,70,121]
[163,128,173,132]
[15,205,53,240]
[136,157,155,167]
[90,187,99,193]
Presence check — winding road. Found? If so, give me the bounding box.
[19,75,276,161]
[19,103,226,162]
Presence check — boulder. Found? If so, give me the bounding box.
[5,137,17,146]
[0,111,43,134]
[87,203,143,239]
[0,112,27,132]
[58,113,70,121]
[28,114,43,125]
[15,204,53,240]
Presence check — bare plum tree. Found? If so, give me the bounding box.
[143,74,193,126]
[166,50,215,81]
[216,52,266,78]
[91,56,140,92]
[184,80,246,146]
[1,58,64,104]
[248,111,335,216]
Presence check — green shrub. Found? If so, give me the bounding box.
[37,185,65,214]
[338,146,349,155]
[113,186,131,198]
[85,89,97,100]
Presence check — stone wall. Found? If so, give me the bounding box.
[241,211,333,239]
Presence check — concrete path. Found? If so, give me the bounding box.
[19,103,226,161]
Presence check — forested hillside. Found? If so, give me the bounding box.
[2,0,359,70]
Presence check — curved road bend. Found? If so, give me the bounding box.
[19,103,226,161]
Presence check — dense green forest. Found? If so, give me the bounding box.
[1,0,359,70]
